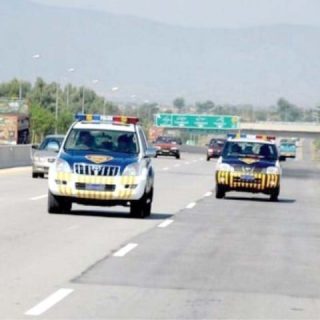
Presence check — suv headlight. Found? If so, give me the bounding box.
[266,166,280,174]
[216,163,235,172]
[55,158,72,173]
[171,147,178,150]
[123,162,142,176]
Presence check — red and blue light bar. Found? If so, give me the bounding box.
[75,113,139,125]
[227,133,276,141]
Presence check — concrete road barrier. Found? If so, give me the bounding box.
[0,145,32,169]
[180,145,206,154]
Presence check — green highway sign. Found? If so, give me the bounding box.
[155,113,240,130]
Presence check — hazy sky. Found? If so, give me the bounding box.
[31,0,320,28]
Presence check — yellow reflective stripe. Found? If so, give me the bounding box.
[217,171,221,184]
[261,174,266,189]
[258,173,262,190]
[275,174,279,187]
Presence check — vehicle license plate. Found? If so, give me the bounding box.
[86,184,105,191]
[241,175,255,182]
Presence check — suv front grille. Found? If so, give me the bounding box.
[233,165,264,173]
[73,163,120,176]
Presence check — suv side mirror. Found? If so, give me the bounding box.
[145,147,157,158]
[279,155,286,162]
[31,144,39,150]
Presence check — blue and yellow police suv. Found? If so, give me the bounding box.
[48,114,156,218]
[215,134,282,201]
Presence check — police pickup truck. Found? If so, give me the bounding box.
[48,114,155,218]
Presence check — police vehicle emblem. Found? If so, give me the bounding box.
[85,155,113,164]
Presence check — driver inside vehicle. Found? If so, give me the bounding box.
[117,134,136,153]
[76,131,95,149]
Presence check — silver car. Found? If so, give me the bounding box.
[31,135,64,178]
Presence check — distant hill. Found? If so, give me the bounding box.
[1,0,320,106]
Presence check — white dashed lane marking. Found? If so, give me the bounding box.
[158,219,174,228]
[30,194,48,201]
[204,191,212,197]
[25,288,74,316]
[186,202,196,209]
[113,243,138,257]
[174,164,180,167]
[65,225,79,232]
[163,167,169,171]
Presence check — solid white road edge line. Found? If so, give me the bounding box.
[204,191,213,197]
[25,288,74,316]
[186,202,196,209]
[30,194,48,201]
[113,243,138,257]
[158,219,174,228]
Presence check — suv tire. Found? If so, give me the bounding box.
[130,188,153,218]
[215,184,225,199]
[270,187,279,202]
[48,191,72,214]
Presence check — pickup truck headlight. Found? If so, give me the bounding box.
[266,166,280,174]
[216,163,235,172]
[55,158,72,173]
[123,162,141,176]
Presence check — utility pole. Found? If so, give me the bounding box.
[55,82,59,134]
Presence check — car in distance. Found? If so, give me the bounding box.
[31,134,64,178]
[279,139,297,159]
[215,134,283,201]
[153,136,181,159]
[206,138,226,161]
[48,114,156,218]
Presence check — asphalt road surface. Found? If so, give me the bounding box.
[0,141,319,319]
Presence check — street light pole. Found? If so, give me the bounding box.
[66,67,75,109]
[55,82,59,134]
[18,53,41,106]
[81,86,85,113]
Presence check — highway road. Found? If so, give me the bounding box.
[0,140,319,319]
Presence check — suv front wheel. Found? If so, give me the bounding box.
[48,191,72,214]
[130,188,153,218]
[270,187,280,202]
[215,184,225,199]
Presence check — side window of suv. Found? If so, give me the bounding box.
[138,128,148,152]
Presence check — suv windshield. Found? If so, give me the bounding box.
[155,136,179,144]
[222,141,278,161]
[39,136,64,150]
[64,129,139,154]
[209,139,225,147]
